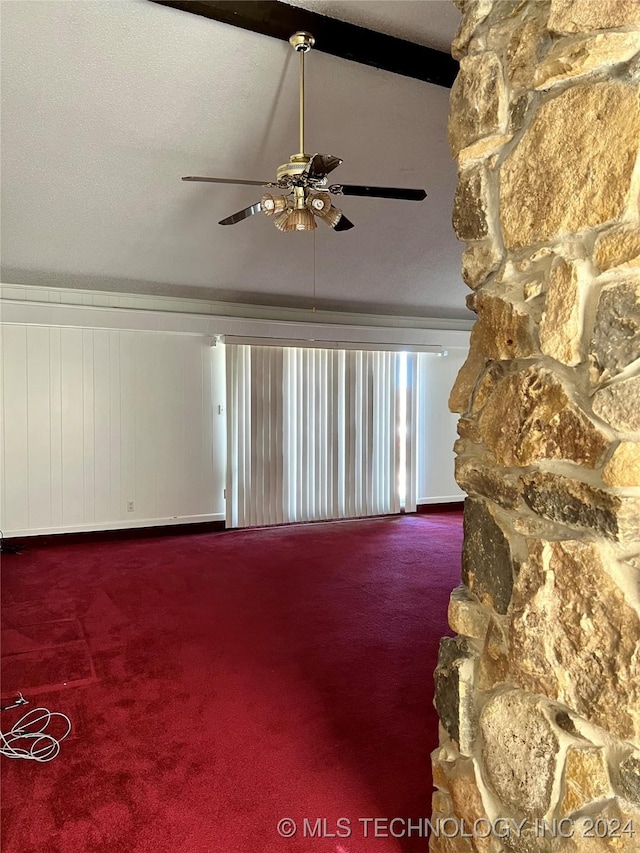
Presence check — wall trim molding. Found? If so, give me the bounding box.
[1,283,474,332]
[2,513,226,539]
[5,519,227,548]
[1,284,472,348]
[416,501,463,513]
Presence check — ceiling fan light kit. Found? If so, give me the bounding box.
[261,193,288,216]
[285,207,318,232]
[182,32,427,233]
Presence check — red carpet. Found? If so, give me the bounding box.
[1,513,461,853]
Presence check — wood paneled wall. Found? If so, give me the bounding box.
[1,325,226,535]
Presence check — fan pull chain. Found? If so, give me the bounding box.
[312,228,317,312]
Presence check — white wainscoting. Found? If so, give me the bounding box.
[1,324,226,535]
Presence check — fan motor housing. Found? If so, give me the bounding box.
[276,156,310,184]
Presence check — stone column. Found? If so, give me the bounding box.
[432,1,640,851]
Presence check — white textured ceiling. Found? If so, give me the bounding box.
[1,0,469,319]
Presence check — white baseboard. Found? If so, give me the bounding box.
[3,513,225,538]
[417,495,464,505]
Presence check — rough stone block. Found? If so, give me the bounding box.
[478,366,609,467]
[560,747,611,815]
[483,0,530,30]
[455,453,522,509]
[503,827,553,853]
[478,615,510,690]
[480,689,561,819]
[449,52,506,158]
[511,513,560,538]
[618,752,640,804]
[429,825,475,853]
[594,224,640,272]
[548,0,640,33]
[453,166,492,242]
[603,442,640,487]
[456,418,482,442]
[449,326,512,418]
[448,585,491,640]
[449,337,485,416]
[508,539,640,744]
[462,498,516,614]
[499,81,640,250]
[534,31,640,89]
[432,755,493,853]
[590,278,640,382]
[433,635,480,755]
[593,376,640,432]
[539,258,586,366]
[461,241,504,289]
[430,789,459,853]
[471,289,536,360]
[431,746,451,792]
[509,92,532,133]
[506,12,551,92]
[521,471,640,542]
[470,360,509,415]
[451,0,494,60]
[484,613,509,658]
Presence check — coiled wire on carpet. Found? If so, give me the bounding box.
[1,693,71,762]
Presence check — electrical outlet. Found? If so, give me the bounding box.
[126,500,135,512]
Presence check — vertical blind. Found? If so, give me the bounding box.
[225,344,418,528]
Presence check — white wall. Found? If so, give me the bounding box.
[1,323,226,536]
[416,349,466,504]
[1,284,469,535]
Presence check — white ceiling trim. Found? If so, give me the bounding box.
[1,284,474,331]
[2,297,471,349]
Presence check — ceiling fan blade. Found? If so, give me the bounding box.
[182,176,275,187]
[330,184,427,201]
[219,202,262,226]
[305,154,343,179]
[333,213,355,232]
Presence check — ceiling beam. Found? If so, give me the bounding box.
[148,0,458,88]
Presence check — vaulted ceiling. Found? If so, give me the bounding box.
[1,0,469,319]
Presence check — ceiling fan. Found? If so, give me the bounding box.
[182,31,427,233]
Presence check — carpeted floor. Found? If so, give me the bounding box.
[1,512,462,853]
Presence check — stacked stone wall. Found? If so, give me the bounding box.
[432,1,640,850]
